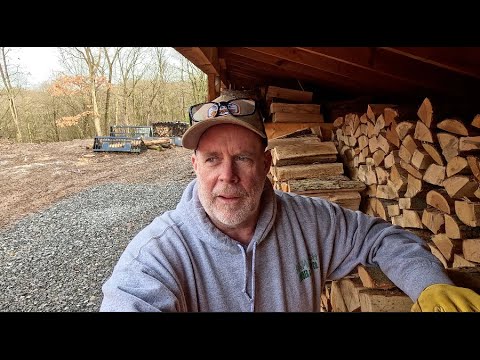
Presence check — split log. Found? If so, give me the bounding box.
[266,135,320,150]
[333,277,365,312]
[442,175,479,199]
[467,155,480,182]
[437,118,470,136]
[426,189,455,214]
[272,142,338,166]
[272,112,324,123]
[385,127,401,148]
[270,102,320,114]
[455,200,480,227]
[333,117,344,128]
[399,144,413,163]
[411,149,434,170]
[265,122,322,139]
[273,162,344,181]
[309,192,362,211]
[368,136,379,153]
[428,243,448,268]
[358,288,413,312]
[374,198,397,221]
[357,265,396,289]
[405,174,435,198]
[417,97,479,130]
[364,184,377,198]
[400,159,423,180]
[367,104,396,122]
[431,233,461,262]
[266,86,313,103]
[384,105,418,126]
[376,181,403,200]
[375,166,389,185]
[391,215,404,227]
[384,150,400,169]
[285,177,365,193]
[437,132,459,162]
[462,239,480,263]
[414,121,435,143]
[358,135,369,151]
[387,204,400,217]
[372,149,386,167]
[422,208,445,234]
[376,134,391,154]
[399,197,427,210]
[471,114,480,129]
[402,134,421,155]
[452,254,477,268]
[459,136,480,152]
[395,121,415,141]
[417,97,434,128]
[329,281,347,312]
[423,163,446,186]
[320,284,332,312]
[390,164,408,192]
[402,209,424,229]
[421,142,445,166]
[445,214,480,239]
[446,156,471,177]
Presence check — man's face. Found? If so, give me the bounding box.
[192,124,271,230]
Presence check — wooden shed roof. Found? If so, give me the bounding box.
[173,47,480,104]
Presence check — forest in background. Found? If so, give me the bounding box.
[0,47,207,143]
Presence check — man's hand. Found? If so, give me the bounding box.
[411,283,480,312]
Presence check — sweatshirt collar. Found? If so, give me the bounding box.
[179,178,277,251]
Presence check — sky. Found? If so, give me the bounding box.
[16,47,62,87]
[13,47,182,88]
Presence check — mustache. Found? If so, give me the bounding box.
[213,185,248,198]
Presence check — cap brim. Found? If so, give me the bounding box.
[182,116,266,150]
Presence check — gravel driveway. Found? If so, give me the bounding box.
[0,145,196,312]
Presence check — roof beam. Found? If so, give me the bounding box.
[174,47,221,76]
[296,47,479,96]
[221,48,380,95]
[381,47,480,80]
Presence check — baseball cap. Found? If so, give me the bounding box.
[182,93,267,150]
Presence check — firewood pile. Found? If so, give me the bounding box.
[264,86,365,211]
[323,96,480,311]
[151,121,189,137]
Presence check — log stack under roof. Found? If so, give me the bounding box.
[264,86,365,211]
[325,96,480,311]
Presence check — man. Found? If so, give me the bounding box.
[100,92,480,312]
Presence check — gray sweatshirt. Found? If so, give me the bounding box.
[100,178,452,312]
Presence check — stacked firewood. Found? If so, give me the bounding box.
[323,97,480,311]
[264,86,365,211]
[321,265,480,312]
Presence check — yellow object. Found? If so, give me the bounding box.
[411,283,480,312]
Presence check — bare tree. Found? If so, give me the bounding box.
[0,47,22,141]
[117,47,148,124]
[102,47,121,133]
[59,47,104,136]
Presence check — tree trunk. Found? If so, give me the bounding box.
[0,47,22,142]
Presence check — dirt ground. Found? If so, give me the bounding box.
[0,138,194,229]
